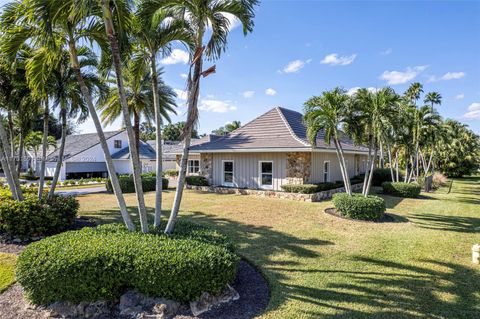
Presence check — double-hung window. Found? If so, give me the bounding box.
[222,161,234,186]
[187,160,200,174]
[323,161,330,182]
[260,161,273,188]
[114,140,122,149]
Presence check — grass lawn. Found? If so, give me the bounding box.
[77,177,480,318]
[0,253,16,293]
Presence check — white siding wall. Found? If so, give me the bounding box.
[310,152,366,183]
[66,131,129,163]
[113,160,132,174]
[212,152,287,191]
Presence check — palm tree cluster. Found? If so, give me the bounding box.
[0,0,258,234]
[304,83,480,197]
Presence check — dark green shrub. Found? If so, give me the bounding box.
[382,182,421,198]
[106,174,168,193]
[372,168,393,186]
[332,193,385,221]
[185,175,209,186]
[281,184,318,194]
[16,222,238,305]
[0,195,79,239]
[317,182,342,191]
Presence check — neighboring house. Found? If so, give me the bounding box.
[186,107,369,191]
[45,130,156,180]
[146,141,182,171]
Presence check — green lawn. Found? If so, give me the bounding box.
[0,253,16,293]
[77,177,480,318]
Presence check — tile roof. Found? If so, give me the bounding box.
[148,135,223,160]
[46,131,124,162]
[190,107,369,153]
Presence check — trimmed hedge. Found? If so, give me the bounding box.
[317,182,344,191]
[185,175,209,186]
[281,184,318,194]
[106,174,168,193]
[16,221,238,305]
[382,182,421,198]
[0,195,79,240]
[332,193,385,221]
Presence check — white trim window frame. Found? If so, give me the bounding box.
[323,160,331,182]
[187,159,200,174]
[259,161,274,189]
[222,160,234,187]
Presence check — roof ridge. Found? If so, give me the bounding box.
[275,107,310,147]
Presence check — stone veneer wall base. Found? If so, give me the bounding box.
[185,183,364,202]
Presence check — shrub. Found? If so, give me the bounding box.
[106,174,168,193]
[382,182,421,198]
[281,184,318,194]
[16,222,238,305]
[332,193,385,221]
[164,169,179,177]
[317,182,343,191]
[185,175,209,186]
[0,195,79,240]
[20,173,38,181]
[372,168,393,186]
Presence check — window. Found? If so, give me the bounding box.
[114,140,122,149]
[260,161,273,188]
[323,161,330,182]
[188,160,200,174]
[222,161,234,186]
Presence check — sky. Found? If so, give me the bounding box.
[2,0,480,135]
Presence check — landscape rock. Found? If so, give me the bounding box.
[47,301,77,317]
[83,301,110,318]
[189,285,240,316]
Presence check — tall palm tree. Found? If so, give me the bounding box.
[24,131,56,171]
[404,82,424,179]
[147,0,259,234]
[304,88,353,196]
[225,120,241,133]
[424,92,442,109]
[1,0,136,230]
[135,1,193,228]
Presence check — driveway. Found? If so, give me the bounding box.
[55,186,107,196]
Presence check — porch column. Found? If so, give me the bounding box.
[200,153,213,185]
[286,152,311,184]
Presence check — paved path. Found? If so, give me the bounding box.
[55,186,107,196]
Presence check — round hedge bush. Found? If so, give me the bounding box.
[381,182,421,198]
[332,193,386,221]
[16,221,238,305]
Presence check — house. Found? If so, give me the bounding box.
[45,130,156,180]
[184,107,369,191]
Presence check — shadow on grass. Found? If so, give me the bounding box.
[282,256,479,318]
[408,213,480,233]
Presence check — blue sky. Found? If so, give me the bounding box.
[1,0,479,134]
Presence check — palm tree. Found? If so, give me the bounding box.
[147,0,259,234]
[24,131,56,172]
[225,120,241,133]
[135,2,193,228]
[304,88,353,196]
[404,82,424,179]
[424,92,442,110]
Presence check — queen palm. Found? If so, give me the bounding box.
[424,92,442,109]
[304,88,353,196]
[146,0,259,234]
[1,0,135,230]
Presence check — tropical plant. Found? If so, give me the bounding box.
[24,131,56,171]
[163,121,199,141]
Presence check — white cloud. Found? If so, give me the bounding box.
[320,53,357,66]
[441,72,465,80]
[468,102,480,111]
[199,99,237,113]
[462,102,480,120]
[380,48,392,55]
[282,59,312,73]
[223,13,241,31]
[180,73,188,79]
[265,88,277,96]
[174,89,188,101]
[347,87,378,96]
[160,49,189,65]
[379,65,428,85]
[455,93,465,100]
[243,90,255,98]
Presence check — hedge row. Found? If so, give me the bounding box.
[16,221,238,305]
[106,174,168,193]
[185,175,209,186]
[332,193,385,221]
[0,195,79,240]
[382,182,421,198]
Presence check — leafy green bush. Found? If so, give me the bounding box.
[317,182,343,191]
[0,195,79,239]
[382,182,421,198]
[372,168,393,186]
[164,169,179,177]
[16,222,238,305]
[332,193,385,221]
[281,184,318,194]
[106,174,168,193]
[20,173,39,181]
[185,175,209,186]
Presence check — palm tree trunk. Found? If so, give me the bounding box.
[333,137,352,195]
[37,99,49,199]
[362,135,373,195]
[387,143,394,182]
[101,1,148,233]
[0,114,23,200]
[7,110,14,157]
[165,48,203,235]
[395,150,399,182]
[365,146,377,196]
[133,111,140,154]
[425,150,434,175]
[379,140,384,169]
[17,132,24,175]
[48,107,67,198]
[68,36,134,231]
[150,56,163,228]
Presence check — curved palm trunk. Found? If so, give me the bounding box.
[386,143,395,182]
[48,107,67,198]
[365,146,377,196]
[165,53,202,235]
[333,137,352,195]
[7,110,14,157]
[101,2,148,233]
[150,56,163,228]
[133,111,140,154]
[0,114,23,200]
[17,132,25,174]
[395,150,399,182]
[362,135,373,195]
[68,37,134,231]
[37,99,49,199]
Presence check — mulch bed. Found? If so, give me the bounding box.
[324,207,397,223]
